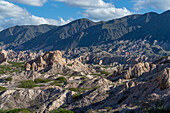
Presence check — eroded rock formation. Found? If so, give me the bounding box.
[123,62,150,79]
[25,51,66,71]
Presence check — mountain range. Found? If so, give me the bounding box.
[0,10,170,51]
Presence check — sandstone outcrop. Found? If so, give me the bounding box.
[0,50,7,63]
[157,68,170,89]
[25,50,66,71]
[123,62,150,79]
[0,86,72,113]
[67,60,95,75]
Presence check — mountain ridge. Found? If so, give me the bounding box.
[0,11,169,51]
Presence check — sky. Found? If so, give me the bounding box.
[0,0,170,30]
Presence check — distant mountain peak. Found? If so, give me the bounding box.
[0,10,170,51]
[144,12,158,15]
[160,10,170,17]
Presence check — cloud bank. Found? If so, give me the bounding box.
[9,0,47,6]
[55,0,132,20]
[0,0,29,19]
[83,7,131,21]
[0,0,72,30]
[0,0,132,30]
[55,0,112,8]
[134,0,170,10]
[0,16,72,30]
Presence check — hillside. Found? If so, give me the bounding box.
[0,24,57,49]
[19,12,159,51]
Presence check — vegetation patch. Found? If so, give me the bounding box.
[8,62,25,69]
[67,87,99,92]
[34,78,51,84]
[105,107,112,112]
[0,86,7,92]
[0,108,31,113]
[101,71,110,76]
[92,73,102,76]
[18,80,46,88]
[50,82,63,87]
[4,77,12,82]
[67,64,72,66]
[145,107,170,113]
[0,62,24,74]
[50,108,74,113]
[144,100,170,113]
[18,80,36,88]
[50,77,67,86]
[55,77,67,83]
[72,93,82,99]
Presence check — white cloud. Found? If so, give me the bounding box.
[0,0,72,30]
[83,7,131,21]
[55,0,132,21]
[9,0,47,6]
[0,0,29,19]
[0,16,72,30]
[134,0,170,10]
[55,0,112,9]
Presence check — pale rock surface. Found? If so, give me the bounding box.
[0,86,72,113]
[157,68,170,89]
[25,50,66,71]
[0,50,7,63]
[123,62,150,79]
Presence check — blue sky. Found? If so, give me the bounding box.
[0,0,169,30]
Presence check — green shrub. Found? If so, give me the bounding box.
[101,71,110,76]
[67,88,84,92]
[50,108,74,113]
[50,77,67,86]
[67,64,72,66]
[105,107,112,112]
[67,87,99,92]
[55,77,67,83]
[8,61,24,67]
[0,86,7,92]
[101,66,110,69]
[72,93,82,99]
[92,73,102,76]
[5,77,12,82]
[19,80,36,88]
[8,108,31,113]
[145,107,170,113]
[34,78,51,84]
[50,82,63,87]
[0,108,31,113]
[0,62,25,74]
[0,109,7,113]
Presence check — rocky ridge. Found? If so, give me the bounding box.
[0,50,169,113]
